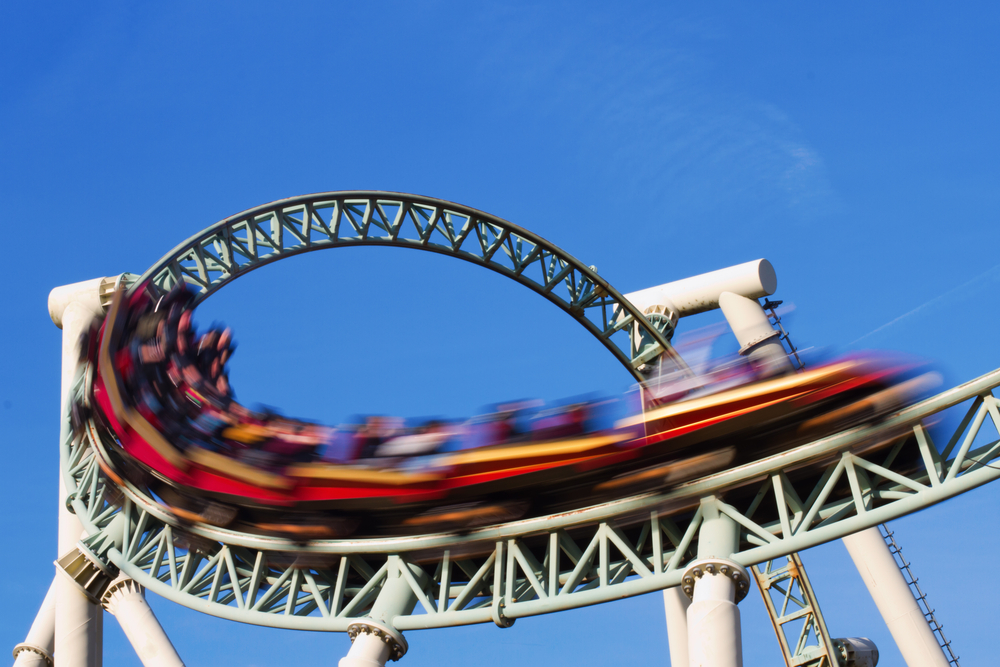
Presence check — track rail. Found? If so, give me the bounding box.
[130,191,685,381]
[64,361,1000,631]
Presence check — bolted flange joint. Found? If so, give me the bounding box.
[491,599,515,628]
[347,621,408,662]
[680,558,750,603]
[12,643,53,667]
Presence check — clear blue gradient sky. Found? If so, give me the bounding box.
[2,2,999,665]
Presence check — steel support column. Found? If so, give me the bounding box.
[340,557,422,667]
[50,278,109,667]
[843,527,949,667]
[663,587,690,667]
[684,501,748,667]
[13,579,57,667]
[101,575,184,667]
[718,291,793,377]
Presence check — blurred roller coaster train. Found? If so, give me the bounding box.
[77,278,939,541]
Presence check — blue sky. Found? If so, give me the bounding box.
[2,2,999,665]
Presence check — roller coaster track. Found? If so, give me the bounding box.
[59,191,1000,636]
[131,191,685,381]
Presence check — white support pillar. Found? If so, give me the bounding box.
[843,527,950,667]
[13,579,57,667]
[341,633,393,667]
[340,557,421,667]
[687,571,742,667]
[50,278,110,667]
[718,292,793,377]
[663,587,690,667]
[683,503,748,667]
[101,576,185,667]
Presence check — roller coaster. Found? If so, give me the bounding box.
[20,192,1000,667]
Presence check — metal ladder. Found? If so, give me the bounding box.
[762,299,805,370]
[878,524,960,666]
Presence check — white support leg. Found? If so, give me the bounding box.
[718,291,794,377]
[684,504,748,667]
[340,557,421,667]
[843,527,950,667]
[13,579,57,667]
[101,576,184,667]
[50,278,110,667]
[663,587,690,667]
[687,570,742,667]
[53,549,102,667]
[341,634,393,667]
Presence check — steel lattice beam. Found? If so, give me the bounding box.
[752,552,840,667]
[130,192,684,381]
[63,354,1000,631]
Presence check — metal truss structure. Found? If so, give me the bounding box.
[752,552,840,667]
[65,354,1000,633]
[132,191,684,381]
[44,191,997,667]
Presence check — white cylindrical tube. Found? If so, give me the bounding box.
[48,278,106,331]
[843,527,949,667]
[102,578,184,667]
[339,559,415,667]
[686,509,744,667]
[13,579,57,667]
[663,587,690,667]
[718,292,793,376]
[51,279,110,667]
[623,260,777,318]
[56,299,104,552]
[339,634,392,667]
[13,648,50,667]
[53,578,102,667]
[687,573,742,667]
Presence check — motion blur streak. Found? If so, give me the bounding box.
[75,282,936,539]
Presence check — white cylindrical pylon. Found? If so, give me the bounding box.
[684,508,748,667]
[685,564,744,667]
[663,586,691,667]
[340,557,418,667]
[13,579,57,667]
[340,634,393,667]
[718,291,794,377]
[101,575,185,667]
[50,278,110,667]
[843,527,950,667]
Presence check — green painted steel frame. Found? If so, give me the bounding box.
[130,191,681,381]
[64,355,1000,632]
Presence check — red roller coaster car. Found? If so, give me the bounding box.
[82,284,935,537]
